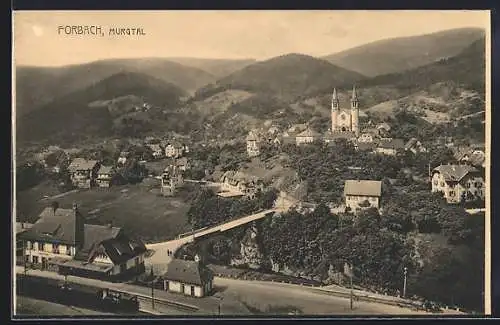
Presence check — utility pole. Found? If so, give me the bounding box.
[403,267,408,298]
[150,268,155,310]
[218,296,224,316]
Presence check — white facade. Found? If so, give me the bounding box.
[431,172,485,204]
[24,241,75,264]
[345,195,380,211]
[246,140,261,157]
[164,280,211,298]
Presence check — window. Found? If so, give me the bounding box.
[466,183,471,188]
[440,182,445,187]
[66,246,72,256]
[26,241,32,250]
[52,243,60,254]
[40,243,45,251]
[433,180,438,186]
[32,256,39,264]
[449,191,455,197]
[475,182,483,188]
[25,255,30,263]
[479,190,483,197]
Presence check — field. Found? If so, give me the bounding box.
[16,180,194,243]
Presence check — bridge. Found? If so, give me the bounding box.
[145,207,286,274]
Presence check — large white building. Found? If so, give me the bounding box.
[431,164,485,204]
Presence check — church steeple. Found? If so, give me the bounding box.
[331,88,339,111]
[351,85,358,105]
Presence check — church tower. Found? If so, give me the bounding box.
[350,85,360,137]
[331,88,340,132]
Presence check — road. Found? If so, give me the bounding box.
[39,189,80,202]
[15,267,452,316]
[145,208,284,274]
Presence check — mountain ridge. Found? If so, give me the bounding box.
[323,27,485,77]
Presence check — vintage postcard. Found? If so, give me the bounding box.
[12,10,491,317]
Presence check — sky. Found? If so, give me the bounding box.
[13,10,490,67]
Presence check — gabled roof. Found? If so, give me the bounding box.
[98,165,114,175]
[68,158,98,172]
[148,144,163,151]
[344,180,382,197]
[297,128,321,138]
[163,259,213,286]
[433,164,479,182]
[377,138,405,150]
[18,207,123,250]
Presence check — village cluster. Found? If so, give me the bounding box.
[16,87,486,301]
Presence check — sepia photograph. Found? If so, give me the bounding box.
[12,10,491,317]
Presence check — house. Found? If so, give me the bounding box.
[161,165,184,196]
[344,180,382,212]
[375,139,405,156]
[404,138,427,154]
[175,157,191,171]
[296,128,321,146]
[453,146,485,168]
[148,144,164,160]
[162,255,213,298]
[246,131,262,157]
[220,171,264,199]
[96,165,115,188]
[357,132,377,143]
[431,164,485,204]
[67,158,100,189]
[17,204,147,280]
[165,142,185,158]
[117,151,130,166]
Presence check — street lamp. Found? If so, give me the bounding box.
[403,267,408,298]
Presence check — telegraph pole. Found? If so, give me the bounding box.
[403,267,408,298]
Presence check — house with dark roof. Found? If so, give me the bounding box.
[344,180,382,212]
[374,138,405,156]
[431,164,485,204]
[68,158,100,189]
[162,255,214,298]
[17,204,147,280]
[96,165,115,188]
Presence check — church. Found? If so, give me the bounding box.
[330,86,360,137]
